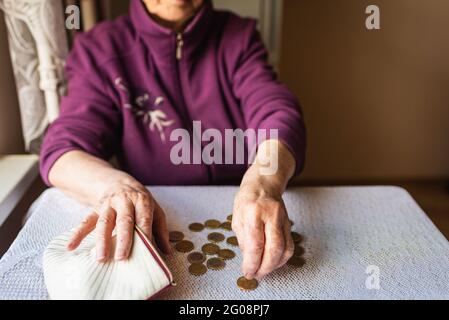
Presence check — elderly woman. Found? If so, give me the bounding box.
[40,0,306,280]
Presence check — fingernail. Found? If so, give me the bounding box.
[115,250,126,260]
[245,273,254,279]
[96,248,106,261]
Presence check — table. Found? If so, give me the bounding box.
[0,186,448,299]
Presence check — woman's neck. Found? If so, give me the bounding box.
[148,13,190,33]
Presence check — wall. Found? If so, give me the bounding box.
[0,11,24,154]
[109,0,130,19]
[280,0,449,181]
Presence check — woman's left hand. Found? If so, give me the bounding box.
[232,139,297,280]
[232,174,294,280]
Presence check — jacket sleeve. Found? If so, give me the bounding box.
[231,21,306,175]
[39,36,122,186]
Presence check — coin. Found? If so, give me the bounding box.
[202,243,220,255]
[291,232,303,243]
[287,255,305,267]
[175,240,194,253]
[293,245,305,257]
[189,263,207,276]
[206,257,226,270]
[188,223,205,232]
[226,236,239,247]
[218,249,235,260]
[208,232,225,243]
[169,231,184,242]
[205,219,221,229]
[187,251,206,264]
[237,276,258,291]
[226,214,233,222]
[220,221,232,231]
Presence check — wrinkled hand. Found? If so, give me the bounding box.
[232,181,294,280]
[66,182,171,261]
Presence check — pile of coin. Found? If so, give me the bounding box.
[170,215,237,279]
[169,214,306,291]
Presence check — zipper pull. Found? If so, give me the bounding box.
[176,33,184,60]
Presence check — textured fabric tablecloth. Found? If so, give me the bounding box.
[0,186,448,300]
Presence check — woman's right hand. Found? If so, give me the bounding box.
[66,180,172,261]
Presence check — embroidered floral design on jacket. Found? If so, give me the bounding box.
[114,78,174,143]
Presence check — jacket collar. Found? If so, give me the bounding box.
[130,0,214,64]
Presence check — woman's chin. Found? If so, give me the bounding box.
[170,0,192,7]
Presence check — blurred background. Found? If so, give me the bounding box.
[0,0,448,254]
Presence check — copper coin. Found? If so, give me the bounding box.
[293,245,305,257]
[218,249,236,260]
[189,263,207,276]
[287,255,305,267]
[187,251,206,264]
[188,223,205,232]
[206,257,226,270]
[226,236,239,247]
[205,219,221,229]
[169,231,184,242]
[220,221,232,231]
[175,240,194,253]
[208,232,225,243]
[237,276,258,291]
[226,214,233,222]
[291,232,303,243]
[201,243,220,255]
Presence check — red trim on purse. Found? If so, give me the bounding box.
[135,226,176,299]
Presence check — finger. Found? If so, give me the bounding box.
[152,202,172,255]
[255,221,285,279]
[67,212,99,250]
[134,194,154,241]
[234,228,245,252]
[242,217,264,279]
[277,221,294,268]
[231,216,245,252]
[95,207,116,262]
[112,197,135,260]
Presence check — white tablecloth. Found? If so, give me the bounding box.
[0,186,448,300]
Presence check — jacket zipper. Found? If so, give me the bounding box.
[174,32,189,127]
[176,33,184,60]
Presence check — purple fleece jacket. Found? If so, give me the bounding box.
[40,0,306,186]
